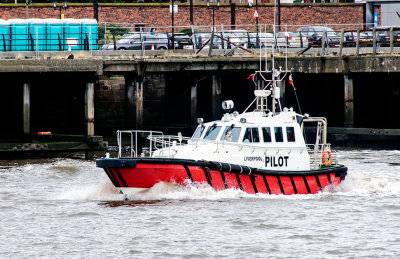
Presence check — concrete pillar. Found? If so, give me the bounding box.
[85,82,94,136]
[356,29,360,56]
[125,74,136,129]
[191,84,197,128]
[211,75,221,120]
[23,83,30,134]
[339,29,344,57]
[372,27,377,56]
[135,79,143,130]
[344,74,354,128]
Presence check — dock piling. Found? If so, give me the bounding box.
[23,83,30,134]
[211,75,221,120]
[344,74,354,128]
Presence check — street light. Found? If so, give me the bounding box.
[25,0,32,19]
[190,0,193,25]
[53,2,68,19]
[248,0,259,47]
[93,0,99,21]
[206,0,220,29]
[170,0,176,49]
[278,0,281,31]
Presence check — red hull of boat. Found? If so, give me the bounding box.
[100,161,346,195]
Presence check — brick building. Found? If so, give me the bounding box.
[0,2,367,28]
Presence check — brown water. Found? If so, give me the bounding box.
[1,149,400,258]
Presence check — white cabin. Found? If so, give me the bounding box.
[153,107,313,171]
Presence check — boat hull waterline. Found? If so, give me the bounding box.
[97,158,347,195]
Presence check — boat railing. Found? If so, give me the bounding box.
[306,143,337,169]
[117,130,164,158]
[150,135,191,147]
[149,134,191,157]
[117,131,338,170]
[154,136,308,158]
[146,131,310,158]
[117,130,192,158]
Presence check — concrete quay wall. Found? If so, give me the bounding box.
[2,55,400,74]
[0,54,398,145]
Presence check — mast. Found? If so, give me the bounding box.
[272,0,277,116]
[250,0,286,116]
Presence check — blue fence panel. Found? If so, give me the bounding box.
[81,19,98,50]
[63,19,81,51]
[28,19,46,51]
[45,19,63,51]
[0,18,99,52]
[9,19,28,51]
[0,20,9,51]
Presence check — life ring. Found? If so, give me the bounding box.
[322,149,332,167]
[38,131,51,135]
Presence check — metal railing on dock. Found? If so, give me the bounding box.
[1,21,400,57]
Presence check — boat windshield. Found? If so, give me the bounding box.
[242,128,260,143]
[262,127,272,142]
[286,127,296,142]
[203,125,222,140]
[274,127,283,142]
[192,125,206,139]
[221,126,241,142]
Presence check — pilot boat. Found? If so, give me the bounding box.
[96,69,347,195]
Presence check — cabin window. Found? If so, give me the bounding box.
[286,127,296,142]
[221,126,242,142]
[242,128,260,143]
[262,127,272,142]
[192,125,206,139]
[274,127,283,142]
[203,125,222,140]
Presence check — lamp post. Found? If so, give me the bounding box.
[256,0,258,47]
[190,0,193,25]
[277,0,281,31]
[25,0,32,19]
[53,2,68,19]
[93,0,99,21]
[207,0,220,29]
[171,0,175,49]
[249,0,259,48]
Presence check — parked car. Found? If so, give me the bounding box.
[275,32,309,48]
[170,33,194,49]
[254,32,274,48]
[101,32,176,50]
[243,32,308,48]
[371,28,400,46]
[191,33,223,49]
[297,26,340,46]
[358,29,399,47]
[343,31,373,47]
[220,30,248,46]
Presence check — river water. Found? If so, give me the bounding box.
[1,149,400,258]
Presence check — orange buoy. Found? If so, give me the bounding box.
[322,149,332,167]
[38,131,52,135]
